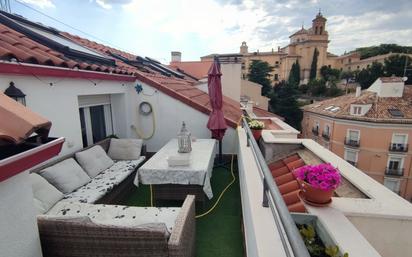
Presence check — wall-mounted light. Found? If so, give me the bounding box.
[4,82,26,106]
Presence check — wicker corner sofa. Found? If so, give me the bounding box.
[37,195,196,257]
[33,138,196,257]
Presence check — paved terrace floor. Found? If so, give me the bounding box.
[124,164,244,257]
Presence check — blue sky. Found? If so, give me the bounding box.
[10,0,412,63]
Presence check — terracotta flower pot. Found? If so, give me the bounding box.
[300,181,333,204]
[251,129,262,140]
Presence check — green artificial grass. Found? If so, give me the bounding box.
[124,165,244,257]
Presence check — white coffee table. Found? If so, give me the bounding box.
[134,139,217,201]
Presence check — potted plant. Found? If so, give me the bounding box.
[295,163,341,205]
[248,119,265,140]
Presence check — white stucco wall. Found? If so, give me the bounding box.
[0,171,43,257]
[135,83,237,154]
[0,74,137,156]
[0,74,237,155]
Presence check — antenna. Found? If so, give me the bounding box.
[0,0,11,12]
[403,51,410,78]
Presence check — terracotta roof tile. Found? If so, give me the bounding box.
[0,24,132,74]
[1,17,243,128]
[268,154,307,213]
[252,107,284,120]
[304,86,412,123]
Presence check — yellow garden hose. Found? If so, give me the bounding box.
[195,154,236,218]
[148,117,244,217]
[132,102,156,140]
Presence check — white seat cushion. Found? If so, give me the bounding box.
[62,158,145,204]
[75,145,114,178]
[46,200,179,233]
[39,158,91,194]
[30,173,64,214]
[108,139,143,160]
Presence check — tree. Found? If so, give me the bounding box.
[356,62,384,89]
[270,81,303,130]
[308,79,327,96]
[310,48,319,80]
[320,65,340,82]
[247,60,274,97]
[384,54,412,83]
[288,60,301,87]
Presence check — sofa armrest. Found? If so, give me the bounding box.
[168,195,196,257]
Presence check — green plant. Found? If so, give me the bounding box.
[248,120,265,130]
[298,224,349,257]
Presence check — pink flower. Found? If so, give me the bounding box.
[296,163,341,191]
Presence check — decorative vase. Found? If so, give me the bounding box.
[251,129,262,141]
[300,181,333,204]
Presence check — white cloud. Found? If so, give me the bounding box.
[20,0,55,8]
[95,0,112,9]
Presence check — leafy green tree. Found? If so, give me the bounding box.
[309,48,319,80]
[341,70,355,84]
[247,60,274,97]
[308,79,327,96]
[270,81,302,130]
[384,54,412,83]
[288,60,301,87]
[356,62,384,89]
[320,65,341,82]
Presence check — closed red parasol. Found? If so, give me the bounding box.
[207,57,227,161]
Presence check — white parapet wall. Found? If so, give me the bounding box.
[261,133,412,257]
[0,171,43,257]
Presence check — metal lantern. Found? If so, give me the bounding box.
[177,121,192,153]
[4,82,26,106]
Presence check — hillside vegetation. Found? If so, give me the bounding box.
[349,44,412,59]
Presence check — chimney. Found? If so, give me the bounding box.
[355,86,361,97]
[171,51,181,62]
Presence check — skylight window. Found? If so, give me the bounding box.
[15,21,106,58]
[324,106,334,111]
[330,107,341,112]
[388,109,404,117]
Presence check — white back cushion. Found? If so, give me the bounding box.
[75,145,114,178]
[40,158,91,194]
[30,173,63,214]
[108,139,143,160]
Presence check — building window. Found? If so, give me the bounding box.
[352,106,362,115]
[78,95,113,147]
[274,74,279,80]
[383,178,401,194]
[391,134,408,151]
[386,156,404,176]
[345,129,360,146]
[348,58,352,63]
[344,149,358,166]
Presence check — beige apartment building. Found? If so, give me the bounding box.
[202,11,410,86]
[202,12,333,84]
[301,77,412,201]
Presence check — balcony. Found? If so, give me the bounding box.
[312,127,319,136]
[322,132,330,141]
[344,137,360,147]
[388,143,408,153]
[346,160,357,167]
[385,168,404,177]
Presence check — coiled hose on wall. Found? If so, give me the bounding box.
[132,101,156,140]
